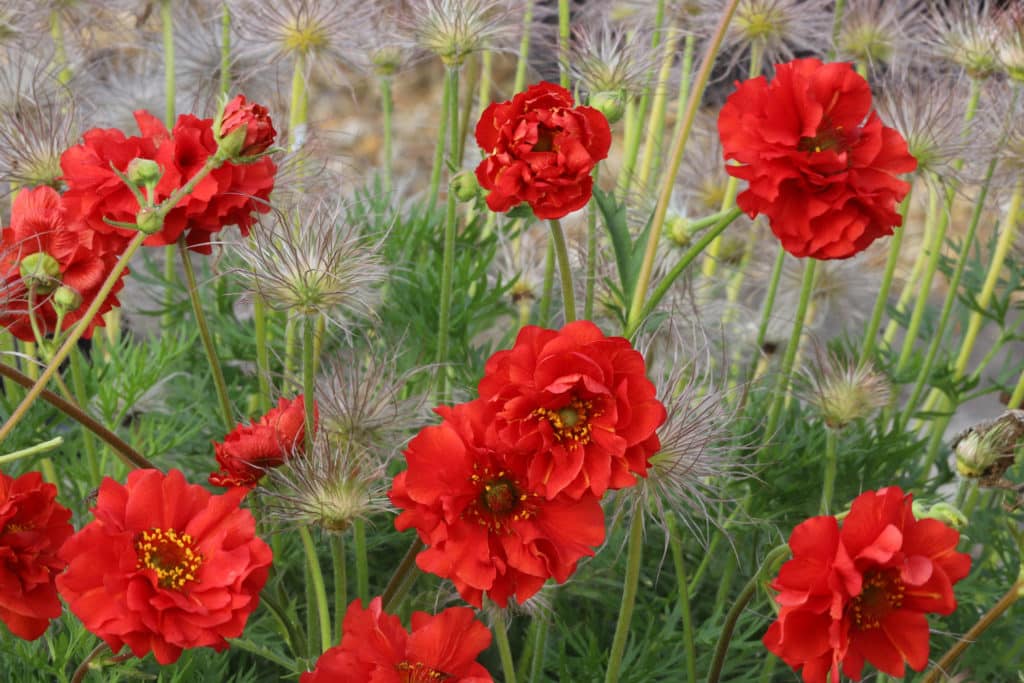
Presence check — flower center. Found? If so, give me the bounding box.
[849,570,904,630]
[135,527,203,590]
[395,661,451,682]
[465,464,534,534]
[283,20,328,54]
[532,126,555,152]
[534,396,596,447]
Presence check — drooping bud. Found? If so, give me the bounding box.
[19,252,61,293]
[911,500,968,530]
[801,354,890,430]
[450,171,480,202]
[589,91,625,124]
[135,207,164,235]
[126,158,162,187]
[665,215,693,248]
[53,285,82,314]
[952,410,1024,481]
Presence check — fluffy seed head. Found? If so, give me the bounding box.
[703,0,831,67]
[952,410,1024,480]
[567,19,659,97]
[834,0,918,68]
[229,0,354,66]
[227,201,387,330]
[406,0,516,67]
[798,348,890,430]
[926,1,1002,79]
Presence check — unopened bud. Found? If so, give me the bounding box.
[911,500,968,530]
[53,285,82,314]
[589,91,625,124]
[216,124,249,162]
[19,252,61,293]
[126,158,162,186]
[666,216,692,247]
[450,171,480,202]
[953,410,1024,479]
[135,207,164,235]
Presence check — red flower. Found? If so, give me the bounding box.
[56,469,272,665]
[219,95,277,157]
[475,81,611,220]
[209,395,315,489]
[763,487,971,683]
[0,470,73,640]
[389,400,606,608]
[0,186,127,341]
[300,597,493,682]
[61,109,276,254]
[718,58,916,260]
[478,320,666,500]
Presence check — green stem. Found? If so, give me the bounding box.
[493,611,518,683]
[331,534,347,644]
[584,166,599,319]
[299,527,332,654]
[254,297,271,411]
[161,0,176,127]
[829,0,847,60]
[479,50,492,110]
[70,643,109,683]
[436,67,460,399]
[428,70,453,208]
[669,34,697,157]
[302,315,317,453]
[637,25,679,190]
[284,316,298,380]
[353,518,370,604]
[859,192,912,362]
[668,516,697,683]
[755,246,786,349]
[527,617,549,682]
[706,545,790,683]
[179,237,234,432]
[548,219,577,323]
[627,208,743,337]
[219,3,231,96]
[0,436,63,465]
[69,347,100,486]
[920,574,1023,683]
[48,11,71,85]
[625,0,742,332]
[763,259,818,441]
[289,54,308,150]
[0,231,148,443]
[604,512,644,683]
[538,242,555,326]
[558,0,570,88]
[380,75,394,194]
[381,539,425,611]
[0,362,154,469]
[819,429,839,515]
[514,0,535,93]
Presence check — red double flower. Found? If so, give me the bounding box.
[763,487,971,682]
[301,597,493,682]
[0,471,73,640]
[475,81,611,220]
[718,58,916,260]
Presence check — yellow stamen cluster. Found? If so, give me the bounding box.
[283,20,329,55]
[395,661,451,682]
[465,463,534,534]
[850,570,904,630]
[533,396,596,448]
[135,528,203,590]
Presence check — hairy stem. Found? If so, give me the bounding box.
[604,512,644,683]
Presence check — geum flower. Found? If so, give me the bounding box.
[763,486,971,683]
[301,596,493,682]
[56,469,272,665]
[475,81,611,220]
[60,104,276,253]
[209,394,315,489]
[478,320,666,500]
[718,58,916,259]
[389,399,606,608]
[0,186,126,341]
[0,470,73,640]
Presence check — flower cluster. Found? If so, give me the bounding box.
[302,597,493,682]
[718,58,916,260]
[764,487,971,683]
[390,321,666,607]
[209,394,315,489]
[475,82,611,220]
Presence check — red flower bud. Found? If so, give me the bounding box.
[219,95,276,157]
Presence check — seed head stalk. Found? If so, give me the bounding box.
[548,219,577,323]
[667,515,698,683]
[637,26,681,189]
[162,0,179,331]
[604,511,643,683]
[860,192,913,362]
[494,611,518,683]
[220,4,232,97]
[436,66,460,400]
[558,0,571,88]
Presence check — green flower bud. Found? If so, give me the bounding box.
[136,207,164,235]
[665,216,692,248]
[911,501,968,530]
[126,158,162,186]
[52,285,82,314]
[19,252,61,293]
[450,171,480,202]
[216,124,249,162]
[589,90,625,124]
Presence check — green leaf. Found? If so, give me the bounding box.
[592,187,633,292]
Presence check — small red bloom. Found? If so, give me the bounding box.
[220,95,277,157]
[0,186,127,341]
[56,469,272,665]
[478,320,666,500]
[0,470,73,640]
[300,597,493,682]
[718,58,916,260]
[475,81,611,220]
[763,487,971,683]
[389,400,606,608]
[209,395,315,489]
[61,109,276,254]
